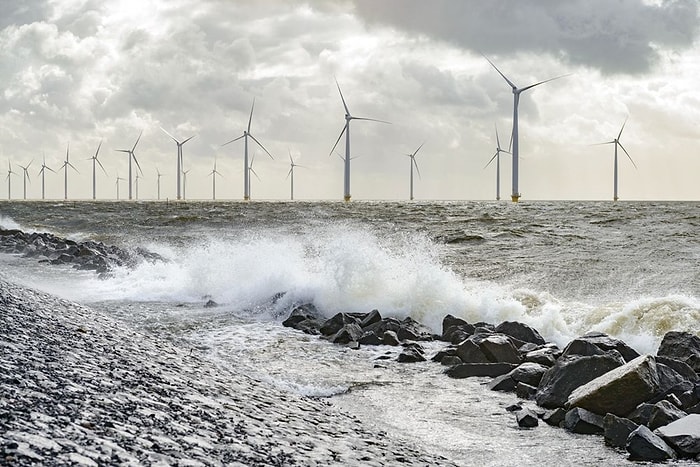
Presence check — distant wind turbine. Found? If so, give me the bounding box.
[160,128,195,200]
[115,131,143,200]
[286,149,305,201]
[221,98,274,201]
[404,143,424,201]
[208,158,222,200]
[156,168,163,200]
[18,160,32,200]
[248,152,261,199]
[60,143,78,200]
[593,117,637,201]
[484,124,511,201]
[483,55,568,202]
[182,168,190,200]
[88,140,106,200]
[329,79,390,202]
[6,161,17,200]
[38,153,55,200]
[135,173,141,200]
[115,173,125,200]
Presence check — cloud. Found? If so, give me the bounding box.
[350,0,700,74]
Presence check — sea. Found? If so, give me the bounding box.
[1,200,698,466]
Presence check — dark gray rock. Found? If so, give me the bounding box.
[495,321,546,345]
[320,313,360,337]
[655,414,700,457]
[508,362,548,387]
[475,334,521,364]
[397,347,426,363]
[535,353,625,409]
[358,331,383,346]
[657,331,700,374]
[282,304,323,335]
[515,382,537,400]
[626,425,676,461]
[542,408,567,427]
[656,356,699,382]
[648,400,687,431]
[455,339,490,364]
[440,356,462,367]
[560,338,607,359]
[397,317,434,342]
[628,403,655,425]
[329,323,363,344]
[523,346,560,367]
[563,407,604,434]
[650,362,695,404]
[359,309,382,328]
[382,330,400,346]
[441,314,469,336]
[488,374,517,392]
[603,413,639,449]
[444,363,518,379]
[515,409,539,428]
[580,332,640,362]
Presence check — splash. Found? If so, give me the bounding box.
[0,215,23,231]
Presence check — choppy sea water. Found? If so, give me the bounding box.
[1,200,698,465]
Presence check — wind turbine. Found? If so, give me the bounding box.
[115,173,125,200]
[38,153,55,200]
[115,131,143,200]
[404,143,424,201]
[247,151,261,199]
[329,79,390,202]
[60,143,78,200]
[221,98,274,201]
[135,173,141,200]
[594,117,637,201]
[6,161,17,200]
[483,55,567,202]
[88,140,106,200]
[160,128,195,200]
[182,168,190,200]
[208,158,222,200]
[156,168,163,200]
[484,124,511,201]
[18,160,32,200]
[286,149,305,201]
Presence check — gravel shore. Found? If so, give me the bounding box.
[0,279,454,466]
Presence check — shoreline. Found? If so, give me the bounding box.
[0,279,455,466]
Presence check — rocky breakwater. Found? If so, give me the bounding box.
[0,228,162,275]
[0,280,456,466]
[284,306,700,463]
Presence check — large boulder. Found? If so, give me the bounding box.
[523,345,561,367]
[567,354,660,417]
[648,400,687,431]
[507,362,549,387]
[515,408,539,428]
[495,321,546,345]
[397,317,434,342]
[657,331,700,374]
[626,425,676,461]
[319,313,360,336]
[473,334,521,364]
[655,414,700,457]
[282,304,323,335]
[455,339,490,364]
[563,407,604,434]
[562,332,639,362]
[441,314,475,343]
[535,353,625,409]
[603,413,639,449]
[329,323,363,344]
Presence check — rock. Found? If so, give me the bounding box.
[441,315,474,342]
[541,408,565,427]
[455,339,490,364]
[358,331,383,346]
[650,362,695,404]
[523,346,560,367]
[359,309,382,328]
[655,414,700,457]
[508,362,548,387]
[319,313,359,337]
[648,400,687,431]
[495,321,545,345]
[515,409,539,428]
[474,334,521,364]
[440,356,462,367]
[282,304,323,335]
[431,348,458,363]
[382,330,400,346]
[488,375,517,392]
[397,317,434,342]
[204,299,218,308]
[535,353,625,409]
[516,382,537,400]
[567,355,660,417]
[603,413,639,448]
[678,388,700,411]
[628,403,655,425]
[563,407,604,434]
[397,347,426,363]
[505,403,522,412]
[444,363,518,379]
[626,425,676,461]
[657,331,700,374]
[329,323,363,345]
[656,356,699,382]
[561,333,639,362]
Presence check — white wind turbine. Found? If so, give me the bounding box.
[160,128,195,200]
[115,131,143,200]
[88,140,106,200]
[404,143,424,201]
[18,160,32,200]
[484,124,511,201]
[6,161,17,200]
[38,153,55,200]
[156,168,163,200]
[135,173,141,200]
[209,158,222,200]
[286,149,305,201]
[60,143,78,200]
[182,168,190,200]
[594,117,637,201]
[247,152,261,199]
[483,55,567,202]
[115,173,125,200]
[221,98,274,201]
[329,79,390,202]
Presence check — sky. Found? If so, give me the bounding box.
[1,0,699,201]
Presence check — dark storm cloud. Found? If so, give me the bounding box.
[351,0,700,74]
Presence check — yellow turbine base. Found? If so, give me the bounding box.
[244,196,250,201]
[344,195,351,202]
[511,194,521,202]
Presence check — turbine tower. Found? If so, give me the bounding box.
[208,158,222,200]
[594,117,637,201]
[404,143,424,201]
[115,131,143,200]
[160,128,195,200]
[156,168,163,200]
[135,173,141,200]
[115,173,125,200]
[484,124,511,201]
[286,149,305,201]
[329,79,390,202]
[60,143,78,200]
[6,161,17,200]
[18,160,32,200]
[38,153,55,200]
[484,55,567,202]
[88,140,106,200]
[221,98,274,201]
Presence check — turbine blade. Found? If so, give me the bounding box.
[68,162,79,173]
[247,98,255,133]
[249,134,274,159]
[250,167,261,181]
[221,134,245,147]
[328,124,347,156]
[133,155,144,175]
[495,123,502,149]
[484,151,499,169]
[413,142,425,157]
[115,149,130,153]
[94,140,103,158]
[413,159,422,180]
[520,73,571,92]
[285,167,292,179]
[47,167,56,173]
[618,117,628,140]
[335,78,350,115]
[132,130,143,152]
[182,134,196,145]
[97,159,108,175]
[589,141,616,146]
[482,53,517,89]
[617,142,637,169]
[352,116,391,124]
[288,148,294,164]
[160,127,179,143]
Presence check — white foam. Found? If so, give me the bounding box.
[0,215,24,231]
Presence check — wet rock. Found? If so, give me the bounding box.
[655,414,700,457]
[382,330,400,346]
[515,409,539,428]
[455,339,490,364]
[648,400,687,431]
[603,413,639,449]
[523,346,560,367]
[329,323,363,345]
[282,304,323,335]
[567,355,660,417]
[358,331,383,346]
[563,408,604,435]
[397,317,434,342]
[626,425,676,461]
[359,309,382,329]
[488,374,517,392]
[204,299,218,308]
[397,347,426,363]
[319,313,360,337]
[431,348,458,363]
[535,353,624,409]
[444,363,518,379]
[628,403,655,426]
[657,331,700,374]
[542,408,566,427]
[515,382,537,400]
[495,321,545,345]
[508,362,548,387]
[473,334,521,364]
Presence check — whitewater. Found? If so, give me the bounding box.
[1,200,698,465]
